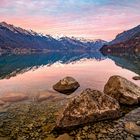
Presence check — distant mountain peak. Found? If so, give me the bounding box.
[0,21,31,35]
[59,36,107,44]
[0,21,9,26]
[0,21,42,36]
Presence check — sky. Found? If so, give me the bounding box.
[0,0,140,41]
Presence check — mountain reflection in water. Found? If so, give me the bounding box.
[0,51,139,97]
[107,53,140,75]
[0,51,105,79]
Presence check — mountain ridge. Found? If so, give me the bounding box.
[109,24,140,45]
[0,22,107,54]
[100,24,140,54]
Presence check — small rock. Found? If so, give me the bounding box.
[100,129,108,134]
[53,77,80,94]
[104,75,140,105]
[56,133,73,140]
[57,88,120,128]
[126,136,135,140]
[133,76,140,80]
[97,133,103,138]
[108,128,115,133]
[87,133,96,140]
[137,121,140,126]
[125,122,140,136]
[83,126,88,131]
[124,107,140,122]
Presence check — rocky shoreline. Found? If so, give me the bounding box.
[0,76,140,140]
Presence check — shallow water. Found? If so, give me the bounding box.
[0,52,140,100]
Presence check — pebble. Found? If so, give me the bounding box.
[108,128,115,133]
[56,133,73,140]
[83,126,88,131]
[87,133,96,140]
[136,121,140,126]
[100,129,108,134]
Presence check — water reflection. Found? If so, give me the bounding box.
[0,51,105,79]
[0,51,140,99]
[107,53,140,75]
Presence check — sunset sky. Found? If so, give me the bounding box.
[0,0,140,41]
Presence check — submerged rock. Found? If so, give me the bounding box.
[0,100,5,106]
[120,108,140,138]
[125,122,140,136]
[0,92,28,102]
[56,133,73,140]
[104,75,140,105]
[53,77,80,94]
[133,76,140,80]
[123,107,140,123]
[36,91,66,102]
[57,88,120,128]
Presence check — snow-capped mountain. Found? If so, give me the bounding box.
[0,22,64,52]
[0,22,107,54]
[0,22,43,36]
[59,36,107,51]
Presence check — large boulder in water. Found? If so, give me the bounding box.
[56,88,120,128]
[104,75,140,105]
[53,77,80,94]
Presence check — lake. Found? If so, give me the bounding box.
[0,51,140,100]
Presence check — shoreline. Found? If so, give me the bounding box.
[0,75,140,140]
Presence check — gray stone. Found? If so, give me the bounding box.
[124,107,140,122]
[136,121,140,126]
[125,122,140,136]
[53,77,80,94]
[104,75,140,105]
[56,88,121,128]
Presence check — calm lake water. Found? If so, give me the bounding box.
[0,52,140,99]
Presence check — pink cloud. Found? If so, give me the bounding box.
[0,0,140,41]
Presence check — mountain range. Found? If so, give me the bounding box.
[0,22,140,54]
[0,22,107,54]
[101,24,140,54]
